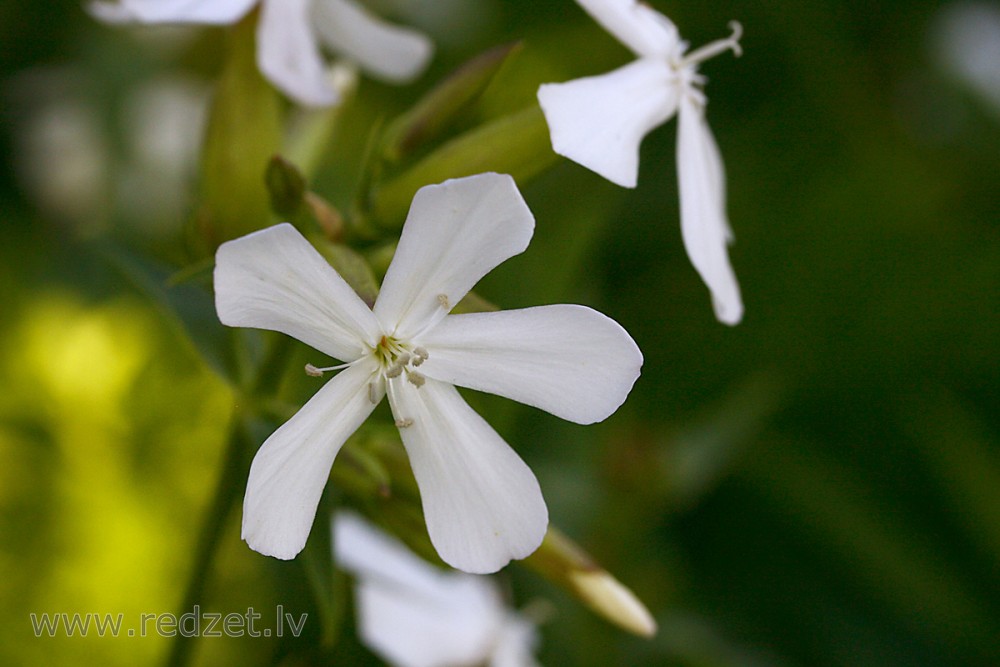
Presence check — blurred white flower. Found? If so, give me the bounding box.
[214,172,643,574]
[537,0,744,325]
[118,77,208,231]
[931,2,1000,116]
[333,511,542,667]
[88,0,433,106]
[16,97,110,227]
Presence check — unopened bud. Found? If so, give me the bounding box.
[568,570,657,638]
[266,154,307,218]
[524,527,657,637]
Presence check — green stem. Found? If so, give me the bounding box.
[165,331,292,666]
[164,417,251,667]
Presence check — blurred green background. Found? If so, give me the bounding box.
[2,0,999,665]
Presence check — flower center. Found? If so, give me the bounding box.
[373,335,428,387]
[302,334,429,389]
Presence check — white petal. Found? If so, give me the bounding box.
[355,578,501,667]
[214,223,381,362]
[333,512,504,667]
[418,305,642,425]
[574,0,683,59]
[257,0,339,106]
[386,378,548,574]
[373,173,534,339]
[538,59,676,188]
[312,0,433,83]
[242,359,379,559]
[491,614,542,667]
[677,94,744,325]
[333,511,450,595]
[87,0,256,24]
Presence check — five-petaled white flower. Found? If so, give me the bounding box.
[333,511,542,667]
[214,172,643,574]
[88,0,433,107]
[537,0,745,325]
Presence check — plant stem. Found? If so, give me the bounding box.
[164,417,251,667]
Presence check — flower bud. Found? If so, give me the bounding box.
[525,527,657,637]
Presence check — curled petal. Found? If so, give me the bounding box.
[538,59,676,188]
[333,513,504,667]
[243,359,379,560]
[88,0,256,24]
[386,378,548,574]
[214,223,382,362]
[574,0,682,59]
[312,0,433,83]
[257,0,339,106]
[677,95,743,324]
[419,305,642,425]
[373,173,534,339]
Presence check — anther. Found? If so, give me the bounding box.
[395,418,413,428]
[406,371,426,388]
[385,363,404,379]
[413,347,429,366]
[368,382,378,404]
[683,20,743,65]
[725,21,744,57]
[305,361,351,377]
[437,294,450,309]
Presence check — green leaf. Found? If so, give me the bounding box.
[380,42,522,163]
[97,241,238,384]
[302,494,347,649]
[193,9,282,252]
[313,237,379,307]
[364,105,556,230]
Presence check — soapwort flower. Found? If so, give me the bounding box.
[214,173,643,573]
[333,511,542,667]
[537,0,744,324]
[88,0,433,106]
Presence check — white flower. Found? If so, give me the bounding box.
[214,172,643,574]
[537,0,744,325]
[88,0,433,107]
[333,511,542,667]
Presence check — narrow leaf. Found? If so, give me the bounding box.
[381,42,522,162]
[97,241,237,384]
[365,106,556,229]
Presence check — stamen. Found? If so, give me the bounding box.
[385,363,404,379]
[395,418,413,428]
[437,294,450,309]
[412,346,429,367]
[683,21,743,66]
[406,371,426,388]
[304,361,353,377]
[368,382,378,404]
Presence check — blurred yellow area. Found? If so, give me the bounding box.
[1,292,233,665]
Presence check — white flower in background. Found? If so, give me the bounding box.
[537,0,744,325]
[214,173,643,574]
[88,0,433,106]
[931,2,1000,116]
[333,511,542,667]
